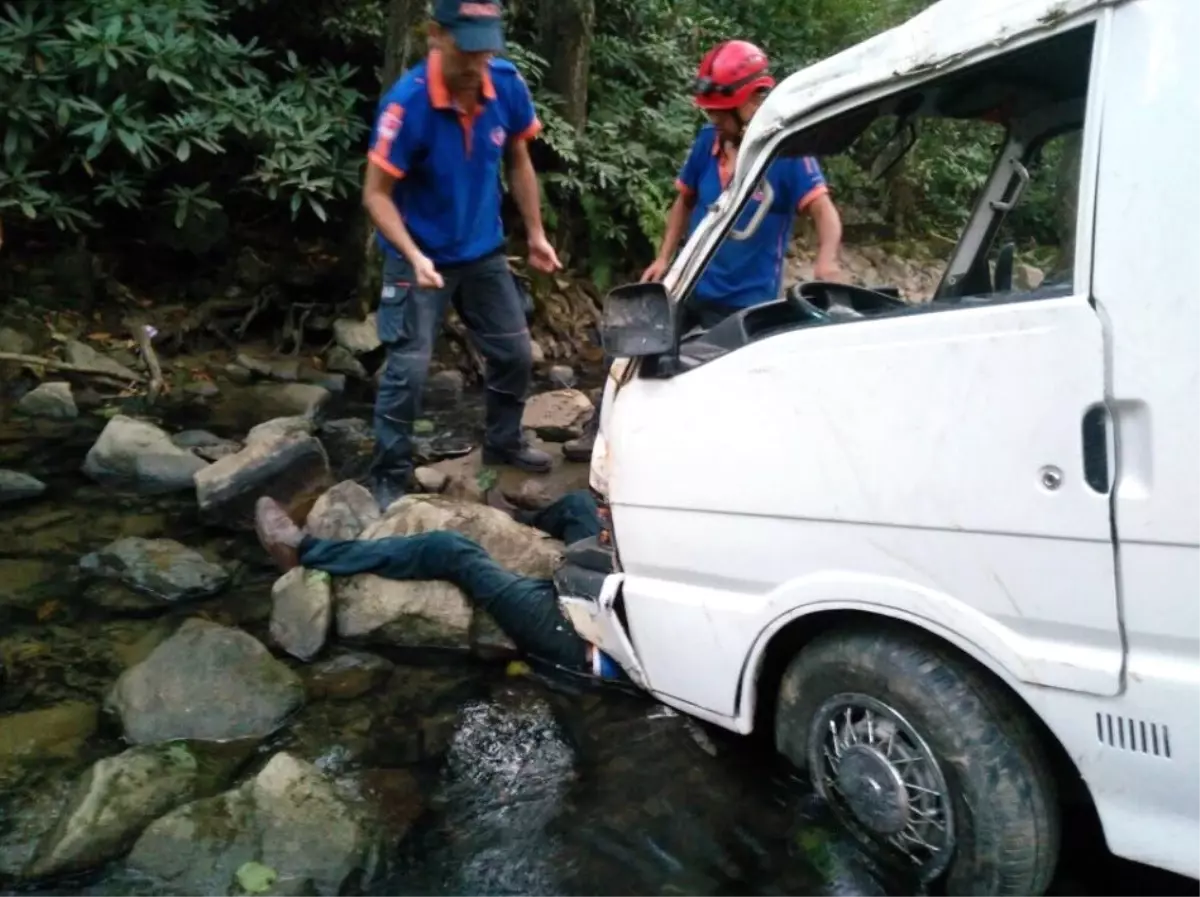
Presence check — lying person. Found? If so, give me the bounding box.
[254,491,626,680]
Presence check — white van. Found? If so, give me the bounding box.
[554,0,1200,893]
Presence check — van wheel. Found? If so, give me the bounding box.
[775,626,1060,896]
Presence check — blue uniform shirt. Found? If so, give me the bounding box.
[677,124,829,308]
[367,51,541,266]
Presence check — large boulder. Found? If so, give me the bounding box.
[106,619,305,744]
[0,470,46,504]
[195,423,333,530]
[305,480,380,541]
[335,576,474,649]
[126,751,380,896]
[333,315,380,356]
[270,568,333,662]
[521,389,594,442]
[79,537,229,605]
[83,416,209,494]
[24,741,252,880]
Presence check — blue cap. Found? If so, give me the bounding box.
[434,0,505,54]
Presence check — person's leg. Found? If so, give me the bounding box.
[525,490,601,544]
[369,254,457,508]
[452,252,550,473]
[298,530,587,670]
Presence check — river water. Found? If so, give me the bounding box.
[0,389,1192,897]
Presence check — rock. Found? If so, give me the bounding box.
[319,418,375,481]
[0,559,57,611]
[185,379,221,399]
[172,429,228,450]
[16,381,77,420]
[299,369,346,395]
[127,751,378,896]
[305,651,394,701]
[325,346,368,380]
[225,363,254,385]
[247,415,315,444]
[0,326,35,356]
[0,702,98,771]
[548,365,577,389]
[270,568,332,662]
[424,369,464,408]
[503,478,554,511]
[79,537,229,604]
[237,353,300,382]
[83,415,209,494]
[195,429,333,531]
[413,466,448,494]
[305,480,380,541]
[65,340,140,381]
[335,576,474,649]
[333,315,381,355]
[25,741,252,880]
[470,611,519,660]
[107,619,305,744]
[243,383,331,423]
[371,495,563,578]
[521,389,594,442]
[0,469,47,504]
[1015,263,1046,291]
[530,340,546,365]
[430,441,589,506]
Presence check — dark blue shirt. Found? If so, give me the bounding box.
[677,124,829,308]
[368,51,541,266]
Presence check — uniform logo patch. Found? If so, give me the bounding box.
[752,189,765,202]
[491,126,506,146]
[460,2,500,17]
[378,104,404,142]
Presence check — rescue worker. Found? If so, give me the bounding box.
[362,0,561,511]
[563,40,844,462]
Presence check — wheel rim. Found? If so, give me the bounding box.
[807,692,956,881]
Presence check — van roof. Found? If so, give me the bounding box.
[746,0,1119,144]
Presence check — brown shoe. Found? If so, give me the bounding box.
[254,496,304,573]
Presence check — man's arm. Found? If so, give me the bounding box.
[642,191,697,280]
[507,138,547,244]
[807,193,843,281]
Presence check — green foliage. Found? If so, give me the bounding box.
[0,0,367,233]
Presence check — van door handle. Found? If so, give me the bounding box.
[1081,404,1110,493]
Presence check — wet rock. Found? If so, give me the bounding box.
[503,478,553,511]
[431,441,588,506]
[65,339,140,381]
[530,339,546,365]
[0,469,46,504]
[237,353,300,382]
[0,775,76,879]
[548,365,577,389]
[127,751,379,896]
[371,495,562,578]
[247,415,315,443]
[351,768,425,847]
[16,381,77,420]
[25,741,253,880]
[1015,262,1046,291]
[522,389,594,442]
[83,415,209,494]
[270,568,332,662]
[249,382,331,421]
[195,428,333,530]
[305,651,394,701]
[0,325,35,355]
[225,363,254,385]
[107,618,305,744]
[326,346,368,380]
[305,480,380,541]
[413,466,448,494]
[470,611,519,660]
[334,315,381,356]
[319,418,375,480]
[186,379,221,399]
[336,577,473,649]
[300,369,346,395]
[79,537,230,604]
[0,702,98,771]
[172,429,227,450]
[0,558,57,610]
[424,369,464,408]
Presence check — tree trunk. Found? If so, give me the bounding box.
[355,0,428,316]
[538,0,595,133]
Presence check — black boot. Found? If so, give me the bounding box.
[482,442,552,474]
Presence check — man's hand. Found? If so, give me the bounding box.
[641,257,670,282]
[813,259,843,282]
[413,253,445,289]
[528,233,562,273]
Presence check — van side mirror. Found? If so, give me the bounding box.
[600,282,676,358]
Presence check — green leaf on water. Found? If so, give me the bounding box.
[236,861,277,895]
[412,419,434,434]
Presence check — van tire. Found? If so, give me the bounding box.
[775,626,1060,896]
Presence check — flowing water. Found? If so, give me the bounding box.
[0,388,1193,897]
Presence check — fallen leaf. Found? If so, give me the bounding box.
[36,600,62,622]
[86,332,112,341]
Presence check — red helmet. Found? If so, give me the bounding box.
[692,40,775,110]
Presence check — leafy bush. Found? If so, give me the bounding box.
[0,0,367,233]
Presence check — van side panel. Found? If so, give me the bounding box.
[1086,0,1199,877]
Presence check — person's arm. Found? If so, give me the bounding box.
[642,135,705,281]
[795,157,843,281]
[507,138,547,245]
[362,100,442,287]
[506,73,561,272]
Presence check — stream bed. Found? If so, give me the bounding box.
[0,386,1192,897]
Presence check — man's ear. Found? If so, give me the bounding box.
[427,21,445,51]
